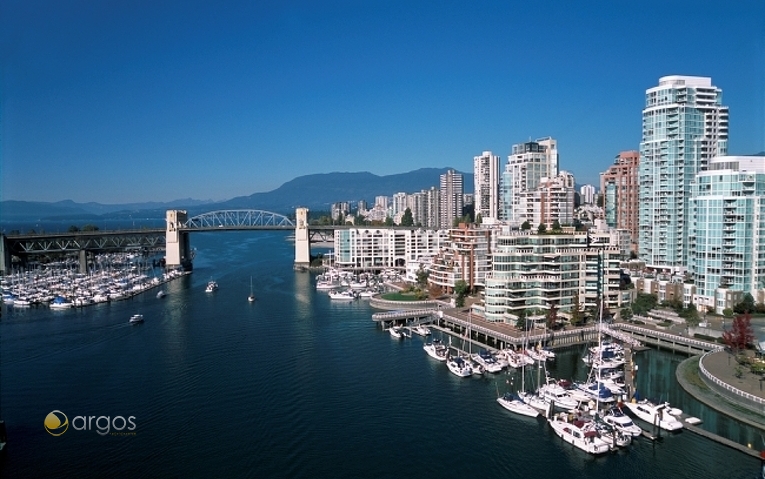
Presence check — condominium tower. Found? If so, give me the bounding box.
[439,170,464,229]
[473,151,501,223]
[501,137,559,225]
[638,75,728,270]
[601,151,640,251]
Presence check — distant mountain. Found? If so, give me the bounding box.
[213,168,473,214]
[0,168,472,220]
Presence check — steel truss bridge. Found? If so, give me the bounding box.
[182,210,294,230]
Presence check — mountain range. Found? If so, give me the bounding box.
[1,168,473,220]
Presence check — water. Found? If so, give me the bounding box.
[1,231,762,478]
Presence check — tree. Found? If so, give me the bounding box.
[400,208,414,227]
[537,223,547,234]
[570,294,583,326]
[620,307,633,321]
[68,225,80,233]
[475,213,483,225]
[454,279,469,307]
[416,265,429,290]
[546,304,558,329]
[551,220,561,232]
[722,312,755,353]
[515,309,528,330]
[734,293,756,314]
[723,308,734,318]
[384,216,394,227]
[521,221,531,231]
[82,224,99,232]
[631,293,658,316]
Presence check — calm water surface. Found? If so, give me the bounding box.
[1,231,762,478]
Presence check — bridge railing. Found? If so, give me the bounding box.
[616,323,722,352]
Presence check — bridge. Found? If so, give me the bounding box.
[0,208,321,273]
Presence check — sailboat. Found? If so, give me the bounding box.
[248,276,256,302]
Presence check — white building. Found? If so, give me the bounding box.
[474,151,501,223]
[428,223,496,293]
[501,137,559,226]
[440,170,464,229]
[333,228,449,271]
[639,75,728,271]
[579,184,596,205]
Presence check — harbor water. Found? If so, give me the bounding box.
[1,230,762,478]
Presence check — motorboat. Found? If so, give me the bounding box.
[601,406,643,437]
[537,381,581,412]
[471,350,504,374]
[328,289,356,300]
[49,295,74,309]
[423,339,448,361]
[129,314,144,324]
[622,399,684,431]
[389,326,404,339]
[446,356,473,377]
[548,412,612,455]
[497,392,540,418]
[205,280,218,293]
[411,325,431,336]
[248,276,256,302]
[157,290,167,299]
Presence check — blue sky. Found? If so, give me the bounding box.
[2,0,764,204]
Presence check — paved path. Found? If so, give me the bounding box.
[702,350,765,400]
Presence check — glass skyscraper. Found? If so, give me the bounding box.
[638,76,728,270]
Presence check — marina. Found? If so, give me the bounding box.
[0,230,763,478]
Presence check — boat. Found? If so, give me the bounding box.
[411,325,431,336]
[389,326,404,339]
[446,355,473,377]
[49,295,74,309]
[129,314,144,324]
[602,406,643,437]
[205,280,218,293]
[537,379,581,412]
[248,276,256,302]
[328,289,356,300]
[622,399,684,431]
[548,412,612,455]
[423,338,448,361]
[471,350,504,374]
[496,392,540,418]
[157,290,166,299]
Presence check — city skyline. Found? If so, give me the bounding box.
[2,1,764,204]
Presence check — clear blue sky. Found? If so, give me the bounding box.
[2,0,764,204]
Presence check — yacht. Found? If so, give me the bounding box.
[446,356,473,377]
[389,326,404,339]
[496,392,540,418]
[157,290,166,299]
[471,350,504,374]
[411,325,431,336]
[129,314,145,324]
[423,339,448,361]
[537,381,581,412]
[328,289,356,300]
[548,412,612,455]
[49,295,74,309]
[205,280,218,293]
[601,407,643,437]
[622,399,684,431]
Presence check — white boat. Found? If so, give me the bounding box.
[129,314,144,324]
[49,295,73,309]
[157,290,166,299]
[328,289,356,300]
[548,412,612,455]
[471,350,504,373]
[411,325,431,336]
[423,339,448,361]
[622,399,684,431]
[389,326,404,339]
[446,356,473,377]
[602,407,643,437]
[248,276,256,302]
[537,381,581,412]
[497,392,540,418]
[205,280,218,293]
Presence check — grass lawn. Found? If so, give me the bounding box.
[381,291,427,301]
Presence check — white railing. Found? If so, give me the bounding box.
[616,323,722,352]
[371,309,435,321]
[698,350,765,407]
[599,324,642,347]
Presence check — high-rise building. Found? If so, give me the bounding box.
[579,185,596,205]
[439,170,463,229]
[689,156,765,312]
[638,75,728,270]
[530,171,575,228]
[601,151,640,251]
[501,137,559,225]
[473,151,501,223]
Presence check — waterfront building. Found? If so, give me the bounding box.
[688,156,765,313]
[482,230,629,324]
[638,75,728,271]
[473,151,501,223]
[601,151,640,252]
[439,169,464,229]
[501,137,559,226]
[579,184,596,205]
[333,228,449,270]
[428,223,495,293]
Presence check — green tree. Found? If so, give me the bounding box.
[454,279,469,307]
[570,294,583,326]
[734,293,756,314]
[521,221,531,231]
[631,293,658,316]
[537,223,547,234]
[384,216,394,227]
[416,265,429,290]
[400,208,414,227]
[475,213,483,224]
[620,307,633,321]
[68,225,80,233]
[82,224,99,232]
[551,220,561,232]
[723,308,734,318]
[515,309,528,330]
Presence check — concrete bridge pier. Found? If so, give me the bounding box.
[0,235,10,275]
[79,250,89,274]
[294,208,311,270]
[166,210,193,271]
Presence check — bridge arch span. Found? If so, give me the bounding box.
[183,210,295,229]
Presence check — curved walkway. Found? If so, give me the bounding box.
[676,352,765,431]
